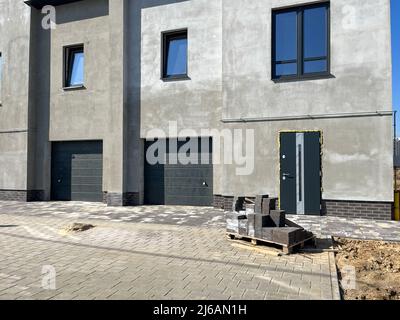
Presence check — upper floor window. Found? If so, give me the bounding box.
[64,44,84,88]
[272,2,330,82]
[162,29,188,80]
[0,52,3,81]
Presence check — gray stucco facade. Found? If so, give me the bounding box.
[0,0,394,219]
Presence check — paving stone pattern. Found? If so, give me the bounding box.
[0,201,340,300]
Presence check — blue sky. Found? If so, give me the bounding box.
[392,0,400,133]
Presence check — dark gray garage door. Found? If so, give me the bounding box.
[51,141,103,202]
[144,138,213,206]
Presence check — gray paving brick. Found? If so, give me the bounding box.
[0,201,339,300]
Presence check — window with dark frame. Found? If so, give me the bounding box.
[0,52,2,82]
[272,2,330,81]
[0,52,3,103]
[162,29,188,80]
[64,45,84,88]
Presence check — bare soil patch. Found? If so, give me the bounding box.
[61,223,95,233]
[335,238,400,300]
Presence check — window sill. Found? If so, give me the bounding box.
[161,75,191,82]
[272,73,335,83]
[62,85,86,91]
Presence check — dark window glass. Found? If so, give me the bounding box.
[275,11,297,62]
[272,3,330,80]
[163,30,188,79]
[303,7,327,59]
[0,52,3,82]
[65,45,84,87]
[304,59,327,73]
[276,63,297,76]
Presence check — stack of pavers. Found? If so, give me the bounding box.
[226,195,314,251]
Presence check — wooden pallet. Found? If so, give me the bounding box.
[226,232,315,254]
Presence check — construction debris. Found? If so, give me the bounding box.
[335,238,400,300]
[226,195,314,254]
[62,223,95,233]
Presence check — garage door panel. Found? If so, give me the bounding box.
[72,160,102,170]
[72,154,103,159]
[51,141,103,202]
[165,196,212,206]
[71,176,103,185]
[165,177,210,186]
[72,168,103,177]
[71,192,103,202]
[165,168,212,178]
[165,187,212,197]
[145,138,213,206]
[71,184,103,193]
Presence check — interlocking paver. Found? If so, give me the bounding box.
[0,201,339,300]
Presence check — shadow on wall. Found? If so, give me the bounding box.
[55,0,190,25]
[125,0,189,198]
[27,8,51,200]
[56,0,109,24]
[142,0,189,9]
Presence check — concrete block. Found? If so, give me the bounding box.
[224,196,235,211]
[225,212,247,220]
[272,228,303,246]
[255,195,269,213]
[226,212,246,234]
[270,210,286,227]
[232,196,245,212]
[247,214,256,237]
[245,203,255,214]
[262,198,278,215]
[261,228,274,241]
[255,214,275,228]
[238,219,248,236]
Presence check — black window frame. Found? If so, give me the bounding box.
[272,2,331,83]
[63,44,85,89]
[161,29,190,81]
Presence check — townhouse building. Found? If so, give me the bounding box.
[0,0,394,220]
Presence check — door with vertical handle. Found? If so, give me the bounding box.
[280,132,321,215]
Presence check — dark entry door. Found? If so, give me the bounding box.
[51,141,103,202]
[144,138,213,206]
[280,132,321,215]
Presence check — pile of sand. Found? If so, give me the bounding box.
[335,238,400,300]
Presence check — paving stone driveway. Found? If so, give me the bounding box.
[0,201,225,227]
[288,214,400,242]
[0,201,339,300]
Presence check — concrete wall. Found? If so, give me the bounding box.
[42,0,142,203]
[140,0,222,134]
[221,116,393,202]
[139,0,224,194]
[0,0,31,190]
[222,0,392,119]
[221,0,393,202]
[27,8,51,196]
[0,0,393,206]
[49,0,110,141]
[45,0,114,197]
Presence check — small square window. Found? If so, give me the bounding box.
[64,45,84,88]
[162,30,188,80]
